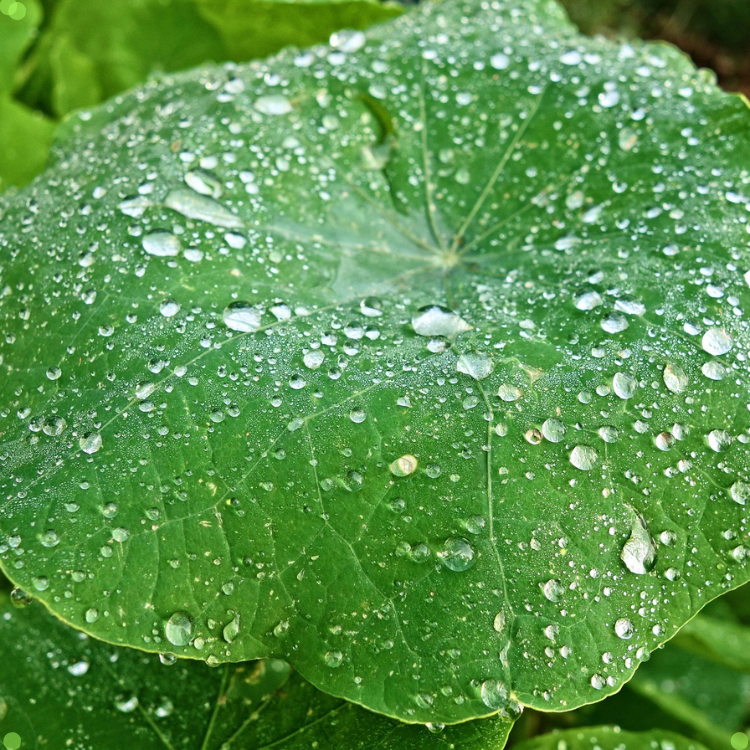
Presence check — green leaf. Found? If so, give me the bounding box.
[672,613,750,673]
[0,594,512,749]
[18,0,402,118]
[1,0,750,726]
[512,726,710,750]
[195,0,403,61]
[0,0,55,189]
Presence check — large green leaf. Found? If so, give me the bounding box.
[513,726,709,750]
[1,0,750,726]
[0,593,512,749]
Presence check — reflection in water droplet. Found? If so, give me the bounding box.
[569,445,598,471]
[223,614,241,644]
[663,363,688,394]
[390,454,418,477]
[439,537,476,571]
[480,679,509,710]
[143,231,181,257]
[543,579,564,602]
[324,650,344,668]
[165,189,243,229]
[621,516,656,575]
[702,327,733,356]
[80,432,103,454]
[254,95,293,115]
[541,418,565,443]
[615,618,634,639]
[165,611,194,646]
[730,481,750,506]
[456,352,494,381]
[411,305,471,337]
[223,302,262,332]
[612,372,637,399]
[303,350,325,369]
[708,429,732,452]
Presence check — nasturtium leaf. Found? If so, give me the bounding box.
[0,594,513,749]
[1,0,750,726]
[513,726,709,750]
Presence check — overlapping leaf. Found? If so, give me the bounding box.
[1,0,750,726]
[0,590,512,749]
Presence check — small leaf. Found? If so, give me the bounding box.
[0,593,513,749]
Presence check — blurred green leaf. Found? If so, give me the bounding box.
[0,591,513,749]
[513,726,709,750]
[196,0,403,61]
[0,0,54,190]
[672,613,750,673]
[18,0,402,119]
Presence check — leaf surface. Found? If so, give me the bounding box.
[0,593,512,749]
[1,0,750,725]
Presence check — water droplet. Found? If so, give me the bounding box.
[40,530,60,548]
[330,29,366,52]
[439,537,476,571]
[159,299,180,318]
[493,611,506,633]
[185,169,222,198]
[10,588,32,607]
[702,361,726,380]
[598,425,618,443]
[115,696,139,713]
[497,384,523,402]
[621,516,656,575]
[112,527,130,543]
[223,613,241,644]
[165,189,243,229]
[663,363,688,394]
[480,679,509,710]
[411,305,471,337]
[143,231,181,257]
[324,650,344,668]
[490,52,510,70]
[165,611,194,646]
[613,372,637,399]
[456,352,494,380]
[254,95,293,115]
[78,432,102,455]
[543,579,564,602]
[541,418,566,443]
[590,673,605,690]
[46,366,62,381]
[730,481,750,506]
[223,302,262,332]
[569,445,598,471]
[390,454,418,477]
[615,618,634,639]
[708,429,732,452]
[303,350,325,369]
[702,327,733,356]
[574,290,603,310]
[349,408,366,424]
[68,660,89,677]
[85,607,99,623]
[601,313,628,333]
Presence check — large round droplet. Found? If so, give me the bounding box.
[439,537,476,571]
[569,445,598,471]
[730,481,750,506]
[480,679,509,710]
[702,327,733,356]
[543,578,564,602]
[390,454,418,477]
[663,363,688,394]
[612,372,637,399]
[541,418,565,443]
[614,618,634,639]
[79,432,103,455]
[165,611,195,647]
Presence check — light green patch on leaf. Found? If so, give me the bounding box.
[1,0,750,727]
[0,595,512,749]
[513,726,710,750]
[0,0,54,190]
[195,0,403,61]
